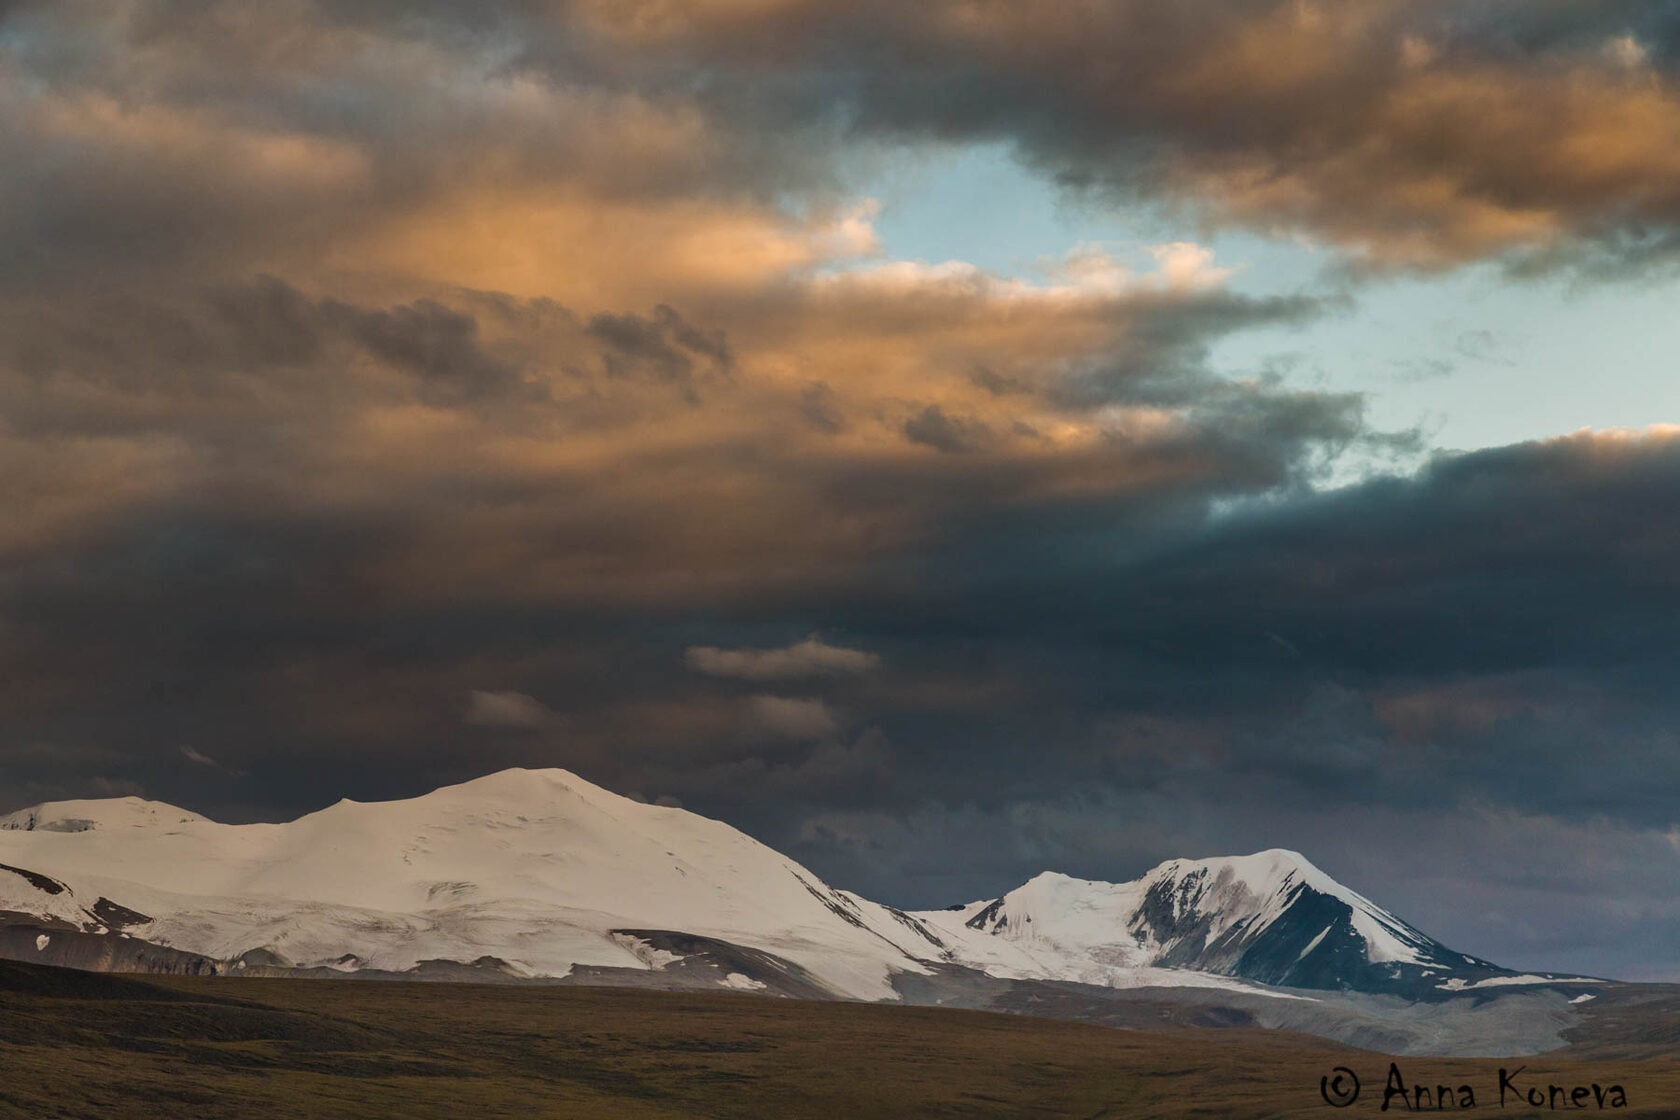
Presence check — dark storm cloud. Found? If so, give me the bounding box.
[0,255,1366,820]
[3,409,1674,847]
[844,429,1680,835]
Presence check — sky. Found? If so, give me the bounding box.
[5,0,1680,981]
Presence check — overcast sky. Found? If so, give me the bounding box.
[5,0,1680,981]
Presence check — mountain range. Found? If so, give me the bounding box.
[0,767,1607,1055]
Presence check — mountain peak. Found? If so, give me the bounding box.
[1019,850,1321,893]
[945,845,1514,997]
[0,796,206,833]
[293,767,627,824]
[414,766,608,803]
[1246,847,1315,868]
[1151,848,1322,881]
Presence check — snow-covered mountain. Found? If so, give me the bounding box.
[0,768,1537,1002]
[0,769,957,999]
[928,852,1513,999]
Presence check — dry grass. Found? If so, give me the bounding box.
[0,963,1676,1118]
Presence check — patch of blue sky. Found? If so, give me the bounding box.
[857,143,1680,457]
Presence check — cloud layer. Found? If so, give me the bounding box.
[686,638,880,680]
[3,0,1680,980]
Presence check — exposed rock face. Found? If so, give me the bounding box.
[0,920,223,976]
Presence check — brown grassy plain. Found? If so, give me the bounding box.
[0,962,1675,1118]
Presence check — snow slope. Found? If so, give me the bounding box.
[0,770,945,999]
[0,770,1515,999]
[1,797,207,834]
[914,850,1513,996]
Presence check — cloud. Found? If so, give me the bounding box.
[902,405,994,455]
[5,0,1680,983]
[3,389,1679,976]
[179,746,219,768]
[746,696,839,740]
[464,691,562,730]
[559,0,1680,272]
[176,745,247,778]
[687,637,880,680]
[14,0,1680,291]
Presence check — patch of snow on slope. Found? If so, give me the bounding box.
[1298,925,1333,962]
[1440,974,1605,991]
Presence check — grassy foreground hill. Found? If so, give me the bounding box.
[1,961,1678,1118]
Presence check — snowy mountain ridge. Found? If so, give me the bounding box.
[941,848,1513,997]
[1,796,208,834]
[0,768,1535,1001]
